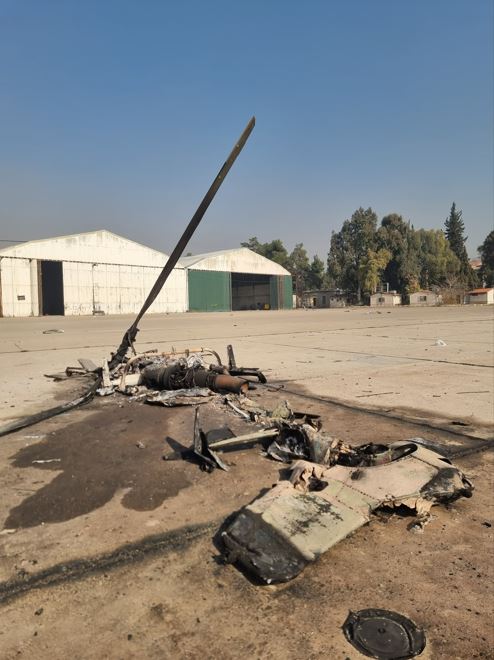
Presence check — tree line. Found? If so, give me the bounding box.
[242,204,494,301]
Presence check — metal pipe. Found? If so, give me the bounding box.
[209,428,278,449]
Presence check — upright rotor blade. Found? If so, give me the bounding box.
[110,116,255,369]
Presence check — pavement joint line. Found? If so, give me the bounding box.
[330,334,492,345]
[271,382,494,442]
[251,340,494,369]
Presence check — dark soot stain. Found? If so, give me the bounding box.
[5,405,193,529]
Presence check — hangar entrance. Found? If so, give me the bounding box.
[232,273,271,311]
[39,260,64,315]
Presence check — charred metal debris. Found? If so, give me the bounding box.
[97,352,474,587]
[207,373,475,585]
[220,437,473,584]
[342,609,426,659]
[0,114,477,654]
[96,344,262,400]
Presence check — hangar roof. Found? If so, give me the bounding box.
[0,230,173,268]
[179,248,290,276]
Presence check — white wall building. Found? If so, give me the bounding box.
[0,230,187,317]
[464,288,494,305]
[409,290,442,306]
[370,291,402,307]
[302,289,347,308]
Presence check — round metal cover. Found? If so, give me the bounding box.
[342,609,426,659]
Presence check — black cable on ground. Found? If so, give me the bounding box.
[0,374,101,438]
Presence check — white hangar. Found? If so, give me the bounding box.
[0,230,187,317]
[0,231,293,317]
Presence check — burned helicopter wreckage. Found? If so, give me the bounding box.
[0,116,476,594]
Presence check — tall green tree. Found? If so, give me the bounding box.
[377,214,418,292]
[262,240,291,269]
[288,243,310,302]
[306,255,326,290]
[327,207,378,301]
[416,229,460,289]
[359,248,391,294]
[478,230,494,287]
[377,215,407,282]
[240,237,263,253]
[400,228,422,293]
[241,237,290,269]
[444,203,476,285]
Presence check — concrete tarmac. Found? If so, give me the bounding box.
[0,305,492,428]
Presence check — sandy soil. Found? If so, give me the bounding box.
[0,385,492,659]
[0,307,492,659]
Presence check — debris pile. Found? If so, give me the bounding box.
[9,317,477,597]
[95,347,256,400]
[220,439,473,583]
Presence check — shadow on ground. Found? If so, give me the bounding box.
[4,404,196,529]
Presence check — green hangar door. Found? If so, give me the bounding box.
[188,270,231,312]
[188,271,293,312]
[232,273,272,310]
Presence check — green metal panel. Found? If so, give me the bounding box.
[188,270,231,312]
[282,275,293,309]
[269,275,293,310]
[269,276,279,309]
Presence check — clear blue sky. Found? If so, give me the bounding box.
[0,0,492,259]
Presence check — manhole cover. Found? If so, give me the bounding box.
[342,609,426,659]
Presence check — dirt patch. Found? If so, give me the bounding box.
[0,521,216,604]
[0,449,492,660]
[4,383,485,531]
[4,404,195,528]
[0,387,492,659]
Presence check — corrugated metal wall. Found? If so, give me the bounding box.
[0,257,37,317]
[0,235,294,316]
[188,270,231,312]
[269,275,293,310]
[269,276,280,309]
[0,256,187,317]
[282,275,293,309]
[0,231,188,317]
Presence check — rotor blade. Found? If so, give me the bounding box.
[110,116,255,368]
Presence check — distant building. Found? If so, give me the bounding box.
[370,291,401,307]
[409,290,442,306]
[464,288,494,305]
[302,289,347,308]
